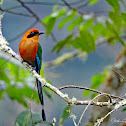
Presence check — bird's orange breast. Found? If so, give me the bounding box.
[19,36,39,63]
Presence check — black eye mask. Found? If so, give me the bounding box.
[27,32,39,38]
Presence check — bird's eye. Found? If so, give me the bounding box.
[31,32,34,35]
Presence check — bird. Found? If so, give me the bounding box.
[19,29,46,121]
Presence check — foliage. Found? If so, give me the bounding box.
[42,0,126,55]
[15,110,52,126]
[0,57,52,107]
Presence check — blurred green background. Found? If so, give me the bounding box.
[0,0,126,126]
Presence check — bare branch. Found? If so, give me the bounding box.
[24,0,84,6]
[94,99,126,126]
[4,5,22,10]
[77,93,113,126]
[112,69,126,83]
[58,85,124,100]
[0,8,33,17]
[77,0,90,9]
[61,0,84,15]
[68,104,77,126]
[17,0,40,21]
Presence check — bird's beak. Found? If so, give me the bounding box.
[38,32,45,35]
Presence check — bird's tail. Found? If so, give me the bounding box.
[36,79,46,121]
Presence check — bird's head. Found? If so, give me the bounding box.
[22,29,45,41]
[27,29,45,38]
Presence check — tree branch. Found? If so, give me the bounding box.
[0,8,33,17]
[94,99,126,126]
[58,85,124,100]
[61,0,84,15]
[77,93,113,126]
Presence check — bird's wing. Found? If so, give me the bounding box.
[37,43,42,69]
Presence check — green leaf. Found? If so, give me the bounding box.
[122,107,126,111]
[15,110,52,126]
[80,18,94,31]
[6,86,28,107]
[42,11,60,36]
[21,86,40,103]
[24,111,31,126]
[58,106,70,126]
[109,12,121,30]
[106,21,125,46]
[68,16,83,31]
[6,85,41,107]
[54,9,67,18]
[89,0,99,5]
[84,74,105,97]
[0,70,10,84]
[106,0,120,12]
[93,23,104,39]
[91,74,105,89]
[52,34,73,53]
[43,88,52,99]
[72,30,95,53]
[58,9,76,29]
[0,59,10,84]
[0,91,4,99]
[7,63,20,81]
[42,15,52,24]
[0,0,3,5]
[91,93,97,99]
[121,13,126,24]
[46,17,56,36]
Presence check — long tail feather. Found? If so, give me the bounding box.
[36,79,46,121]
[35,55,46,121]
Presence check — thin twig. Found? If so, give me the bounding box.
[94,99,126,126]
[0,8,33,17]
[24,0,83,6]
[4,5,22,10]
[77,0,90,9]
[119,93,126,98]
[58,85,124,100]
[112,69,126,83]
[77,93,113,126]
[17,0,40,20]
[68,104,77,126]
[61,0,84,15]
[94,109,115,126]
[28,103,34,126]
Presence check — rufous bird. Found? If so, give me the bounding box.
[19,29,46,121]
